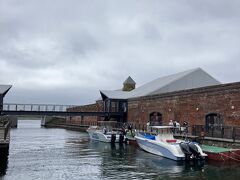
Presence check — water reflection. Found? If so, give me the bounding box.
[0,146,9,176]
[2,120,240,180]
[86,141,207,179]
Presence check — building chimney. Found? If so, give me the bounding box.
[122,76,136,91]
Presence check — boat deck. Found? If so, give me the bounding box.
[201,145,233,153]
[201,144,240,162]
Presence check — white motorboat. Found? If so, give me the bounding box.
[135,126,207,161]
[87,121,126,143]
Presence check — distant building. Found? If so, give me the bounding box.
[0,85,12,113]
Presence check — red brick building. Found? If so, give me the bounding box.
[127,82,240,128]
[68,68,240,130]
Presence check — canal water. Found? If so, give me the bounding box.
[1,120,240,180]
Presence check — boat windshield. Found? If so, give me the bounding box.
[97,121,119,131]
[150,126,176,135]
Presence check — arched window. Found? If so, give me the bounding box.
[205,113,224,131]
[149,112,162,126]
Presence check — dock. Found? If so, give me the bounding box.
[0,121,10,148]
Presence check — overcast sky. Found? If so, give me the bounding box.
[1,0,240,105]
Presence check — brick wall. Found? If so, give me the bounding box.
[127,82,240,128]
[67,100,104,124]
[65,82,240,128]
[67,103,97,112]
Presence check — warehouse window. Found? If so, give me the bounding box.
[149,112,162,126]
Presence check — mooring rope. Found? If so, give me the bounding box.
[220,153,225,161]
[219,152,240,162]
[229,151,240,159]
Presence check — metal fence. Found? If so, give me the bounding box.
[192,125,240,141]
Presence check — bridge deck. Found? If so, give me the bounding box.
[2,110,122,117]
[2,103,124,117]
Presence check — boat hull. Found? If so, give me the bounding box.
[135,136,185,161]
[87,129,123,143]
[201,145,240,162]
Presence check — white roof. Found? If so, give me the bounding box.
[100,68,221,100]
[100,90,130,99]
[0,85,12,97]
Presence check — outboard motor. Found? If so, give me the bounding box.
[188,143,200,159]
[111,134,116,144]
[119,134,124,144]
[180,142,192,161]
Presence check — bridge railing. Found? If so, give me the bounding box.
[3,103,77,112]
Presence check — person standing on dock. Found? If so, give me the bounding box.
[183,121,188,134]
[200,127,205,144]
[175,121,180,133]
[128,124,133,137]
[147,120,150,132]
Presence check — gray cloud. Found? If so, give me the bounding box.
[1,0,240,104]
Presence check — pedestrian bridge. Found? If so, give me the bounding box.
[1,103,123,117]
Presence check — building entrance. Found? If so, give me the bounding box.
[205,113,224,136]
